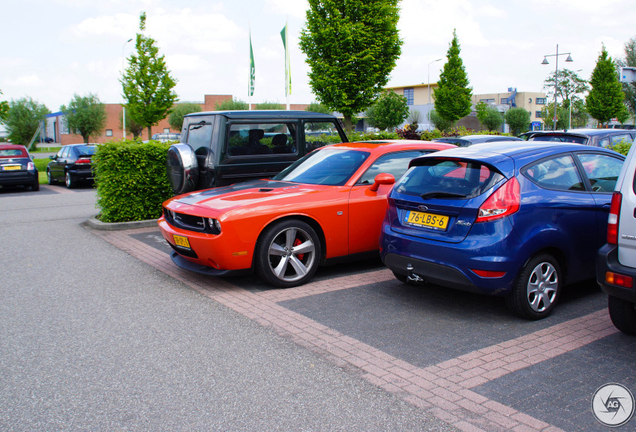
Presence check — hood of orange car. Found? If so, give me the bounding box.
[169,180,333,213]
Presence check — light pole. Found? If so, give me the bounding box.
[541,44,573,130]
[122,38,133,139]
[428,58,442,105]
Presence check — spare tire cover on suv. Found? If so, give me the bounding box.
[167,143,199,195]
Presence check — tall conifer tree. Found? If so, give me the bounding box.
[433,30,472,124]
[586,46,627,125]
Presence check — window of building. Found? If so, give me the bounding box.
[536,98,547,105]
[536,111,543,118]
[106,129,113,137]
[480,99,495,103]
[501,98,508,104]
[403,88,414,105]
[164,128,170,133]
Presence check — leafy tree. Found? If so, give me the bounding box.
[0,90,9,121]
[120,109,144,139]
[618,37,636,118]
[61,93,106,144]
[504,107,531,136]
[255,101,284,110]
[586,46,628,125]
[367,91,409,131]
[3,97,49,146]
[299,0,402,131]
[168,103,202,131]
[475,101,502,132]
[122,12,178,139]
[428,109,452,133]
[215,98,248,110]
[306,102,332,114]
[540,101,587,130]
[543,69,589,106]
[433,30,472,125]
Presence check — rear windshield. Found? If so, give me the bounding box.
[0,148,27,158]
[396,159,505,199]
[528,134,587,144]
[76,145,97,156]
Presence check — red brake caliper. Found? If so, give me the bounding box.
[294,238,304,261]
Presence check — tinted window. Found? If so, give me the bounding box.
[186,121,214,152]
[576,153,623,192]
[75,145,96,156]
[0,148,26,158]
[529,134,587,144]
[357,150,434,184]
[396,159,504,199]
[523,155,584,191]
[227,123,297,156]
[274,149,369,186]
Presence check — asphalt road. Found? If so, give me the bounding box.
[0,186,456,431]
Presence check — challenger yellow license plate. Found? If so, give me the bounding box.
[173,234,191,249]
[406,211,449,230]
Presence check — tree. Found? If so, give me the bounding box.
[433,30,472,125]
[299,0,402,130]
[120,109,144,139]
[255,101,284,110]
[504,107,531,136]
[475,101,502,132]
[60,93,106,144]
[586,46,627,125]
[306,102,332,114]
[0,90,9,121]
[168,103,202,131]
[428,109,452,133]
[618,37,636,118]
[540,99,588,130]
[122,12,178,139]
[3,97,49,146]
[366,91,409,131]
[542,69,589,129]
[215,98,248,110]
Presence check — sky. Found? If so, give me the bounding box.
[2,0,636,114]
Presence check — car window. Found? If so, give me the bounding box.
[356,150,435,184]
[396,159,504,199]
[273,149,370,186]
[304,121,344,152]
[75,145,96,156]
[0,149,26,157]
[576,153,624,193]
[529,135,587,144]
[610,134,633,146]
[227,123,296,157]
[523,155,584,191]
[186,120,214,152]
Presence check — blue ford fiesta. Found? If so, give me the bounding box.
[380,142,625,320]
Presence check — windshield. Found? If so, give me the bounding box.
[396,159,505,199]
[273,148,370,186]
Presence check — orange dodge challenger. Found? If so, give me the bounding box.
[158,141,455,287]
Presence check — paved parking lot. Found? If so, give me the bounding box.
[93,217,636,432]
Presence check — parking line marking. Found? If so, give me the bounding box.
[93,227,617,432]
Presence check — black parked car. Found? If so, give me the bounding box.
[433,135,522,147]
[521,129,635,148]
[0,144,39,191]
[47,144,97,188]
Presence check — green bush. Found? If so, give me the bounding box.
[349,130,401,141]
[611,140,632,156]
[94,139,172,223]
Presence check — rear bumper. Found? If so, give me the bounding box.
[0,171,38,186]
[597,244,636,303]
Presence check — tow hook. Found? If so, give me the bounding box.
[406,263,424,283]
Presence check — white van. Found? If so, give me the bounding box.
[597,140,636,334]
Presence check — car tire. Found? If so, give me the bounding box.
[607,295,636,335]
[47,169,55,185]
[30,180,39,191]
[256,219,321,288]
[65,171,75,189]
[506,254,561,320]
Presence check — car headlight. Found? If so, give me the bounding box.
[208,218,222,234]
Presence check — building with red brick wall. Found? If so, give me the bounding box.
[46,94,311,145]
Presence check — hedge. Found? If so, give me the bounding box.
[94,139,172,223]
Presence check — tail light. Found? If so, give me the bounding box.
[607,192,622,245]
[76,157,91,165]
[476,177,520,223]
[27,162,35,171]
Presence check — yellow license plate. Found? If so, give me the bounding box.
[406,211,449,230]
[2,165,21,171]
[173,234,191,249]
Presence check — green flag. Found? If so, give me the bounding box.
[249,29,255,97]
[280,22,291,96]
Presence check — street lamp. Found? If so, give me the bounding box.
[122,38,133,139]
[428,58,442,105]
[541,44,573,130]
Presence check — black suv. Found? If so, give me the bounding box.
[167,110,349,194]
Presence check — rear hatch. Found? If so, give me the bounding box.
[388,155,510,243]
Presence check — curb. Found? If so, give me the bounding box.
[85,215,158,231]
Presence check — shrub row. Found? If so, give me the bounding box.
[94,139,172,223]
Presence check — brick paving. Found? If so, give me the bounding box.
[91,226,632,432]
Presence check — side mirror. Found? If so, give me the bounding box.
[49,155,55,160]
[369,173,395,192]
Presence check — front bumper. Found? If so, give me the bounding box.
[597,244,636,303]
